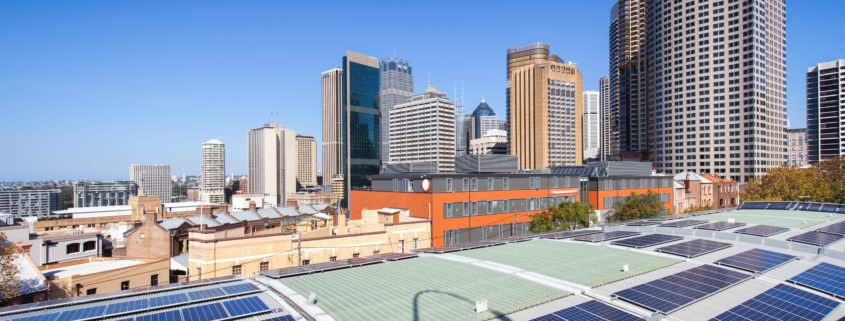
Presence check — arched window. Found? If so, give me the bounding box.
[83,241,96,252]
[66,243,80,254]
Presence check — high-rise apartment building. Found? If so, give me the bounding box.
[200,140,225,204]
[807,59,844,163]
[248,124,297,207]
[614,0,650,160]
[379,57,414,164]
[786,128,808,167]
[341,50,381,204]
[600,76,613,161]
[73,180,138,207]
[646,0,788,183]
[129,164,171,203]
[583,91,601,161]
[321,68,343,184]
[607,4,621,160]
[469,100,498,140]
[296,135,318,187]
[389,83,456,173]
[0,190,62,217]
[506,42,583,169]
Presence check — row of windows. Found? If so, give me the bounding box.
[603,194,670,209]
[443,196,576,218]
[66,241,97,254]
[602,178,671,190]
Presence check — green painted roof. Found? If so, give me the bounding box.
[279,257,570,321]
[455,240,681,288]
[694,209,842,229]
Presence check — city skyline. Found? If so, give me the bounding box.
[2,0,844,180]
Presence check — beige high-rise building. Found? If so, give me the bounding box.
[129,164,171,203]
[296,135,317,187]
[200,140,225,204]
[321,68,343,183]
[506,42,583,169]
[247,124,296,207]
[388,82,456,173]
[786,128,808,167]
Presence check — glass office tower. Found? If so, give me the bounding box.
[342,50,381,207]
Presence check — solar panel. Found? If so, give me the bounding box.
[221,296,270,318]
[612,234,683,249]
[186,287,227,301]
[816,223,845,236]
[733,225,789,237]
[104,298,149,316]
[181,302,228,321]
[529,300,641,321]
[804,203,823,212]
[740,202,769,209]
[149,293,190,308]
[261,317,295,321]
[368,252,419,261]
[136,310,183,321]
[539,230,603,239]
[613,265,750,314]
[787,232,844,246]
[711,284,839,321]
[481,235,537,243]
[260,257,384,278]
[648,214,691,221]
[412,241,506,254]
[54,305,106,321]
[693,221,746,231]
[8,313,61,321]
[626,221,660,226]
[789,262,845,299]
[656,239,732,258]
[714,248,797,273]
[658,220,709,228]
[820,204,840,213]
[572,231,640,243]
[766,201,792,210]
[221,282,261,295]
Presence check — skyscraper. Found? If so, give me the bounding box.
[615,0,650,160]
[600,76,612,161]
[200,140,225,204]
[322,68,343,184]
[469,100,498,139]
[129,164,171,203]
[583,91,601,161]
[646,0,788,183]
[296,135,318,187]
[388,82,456,172]
[807,59,844,164]
[506,42,583,169]
[341,50,381,205]
[379,57,414,164]
[73,180,137,207]
[607,3,620,161]
[786,128,808,167]
[248,124,296,207]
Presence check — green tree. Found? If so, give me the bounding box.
[0,232,22,303]
[743,164,836,202]
[604,191,666,222]
[529,201,598,233]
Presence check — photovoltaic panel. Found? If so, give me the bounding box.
[787,232,844,247]
[221,282,260,295]
[693,221,746,231]
[734,225,789,237]
[261,317,295,321]
[221,296,270,317]
[539,230,603,240]
[528,300,641,321]
[626,221,660,226]
[104,298,149,316]
[613,265,750,314]
[740,202,769,209]
[655,239,732,258]
[181,302,228,321]
[149,293,189,308]
[711,284,839,321]
[572,231,639,243]
[54,305,106,321]
[8,314,61,321]
[658,220,709,228]
[481,235,537,243]
[413,241,507,254]
[136,310,183,321]
[816,223,845,236]
[766,201,793,210]
[186,287,227,301]
[819,204,840,213]
[804,203,823,212]
[260,257,384,278]
[368,252,419,260]
[612,234,683,249]
[789,262,845,299]
[714,248,797,273]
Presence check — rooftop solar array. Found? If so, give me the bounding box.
[714,248,797,273]
[766,201,796,210]
[740,202,769,209]
[789,262,845,299]
[815,223,845,236]
[710,284,839,321]
[528,300,641,321]
[693,221,746,231]
[260,257,384,278]
[649,214,691,221]
[539,230,603,239]
[369,252,418,261]
[656,239,732,258]
[482,235,538,243]
[787,231,844,247]
[413,241,506,254]
[658,220,709,228]
[613,265,750,314]
[573,231,640,243]
[611,234,683,249]
[733,225,790,237]
[626,221,660,226]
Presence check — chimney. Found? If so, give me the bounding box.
[15,242,32,256]
[684,173,691,191]
[248,201,257,212]
[145,209,158,223]
[286,198,298,208]
[219,202,228,214]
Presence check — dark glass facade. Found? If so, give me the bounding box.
[342,57,381,206]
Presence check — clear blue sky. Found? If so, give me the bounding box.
[2,0,844,181]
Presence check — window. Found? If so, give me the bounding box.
[87,224,94,228]
[86,288,97,295]
[330,256,337,261]
[120,281,129,291]
[471,178,478,191]
[66,243,80,254]
[302,260,311,265]
[150,274,158,286]
[486,201,493,214]
[503,200,509,212]
[232,265,242,276]
[463,178,470,191]
[392,179,399,191]
[552,177,558,188]
[487,177,494,190]
[83,241,96,252]
[604,179,612,189]
[99,223,107,228]
[471,202,478,215]
[444,203,453,218]
[260,262,269,271]
[528,198,536,210]
[503,177,509,190]
[413,238,419,250]
[251,227,256,233]
[398,240,404,253]
[197,268,201,278]
[353,253,360,258]
[446,178,453,192]
[373,250,380,256]
[565,177,571,187]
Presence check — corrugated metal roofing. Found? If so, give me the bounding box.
[256,208,282,219]
[229,210,261,222]
[297,206,317,215]
[276,207,300,217]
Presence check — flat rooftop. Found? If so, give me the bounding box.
[694,209,843,229]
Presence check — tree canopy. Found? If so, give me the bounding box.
[0,233,22,303]
[604,191,666,222]
[529,201,598,233]
[743,157,845,203]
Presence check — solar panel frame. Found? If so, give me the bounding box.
[368,252,419,261]
[539,230,603,240]
[136,310,183,321]
[788,262,845,299]
[572,231,640,243]
[104,298,149,316]
[54,305,106,321]
[260,316,295,321]
[626,221,661,226]
[220,282,261,296]
[733,225,790,237]
[260,257,384,278]
[710,284,840,321]
[611,234,683,249]
[816,223,845,236]
[7,313,62,321]
[693,221,746,231]
[529,300,642,321]
[412,241,507,254]
[186,287,228,301]
[787,231,844,247]
[181,302,228,321]
[714,248,797,274]
[149,293,190,308]
[221,296,270,318]
[658,220,710,228]
[655,239,732,258]
[765,201,792,210]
